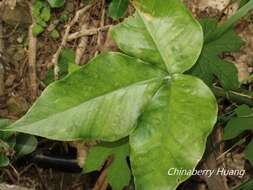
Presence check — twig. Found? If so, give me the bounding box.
[19,163,34,176]
[9,163,20,181]
[95,0,105,56]
[92,156,113,190]
[75,17,89,65]
[0,21,5,102]
[0,21,4,51]
[34,165,49,190]
[67,25,111,41]
[49,5,92,79]
[26,1,38,101]
[28,23,37,101]
[3,169,17,184]
[68,25,112,41]
[212,86,253,106]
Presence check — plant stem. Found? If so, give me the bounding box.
[233,178,253,190]
[212,86,253,106]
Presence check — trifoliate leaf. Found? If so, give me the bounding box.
[85,139,131,190]
[109,0,129,20]
[190,18,243,90]
[224,105,253,140]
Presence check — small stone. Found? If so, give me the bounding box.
[16,36,24,43]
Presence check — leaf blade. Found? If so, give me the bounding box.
[108,0,129,20]
[111,0,203,74]
[190,19,243,90]
[85,139,131,190]
[4,53,166,141]
[130,74,217,190]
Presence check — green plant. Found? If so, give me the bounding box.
[108,0,129,20]
[43,48,80,85]
[32,0,51,36]
[47,0,65,8]
[190,18,243,90]
[189,0,253,90]
[0,119,37,167]
[32,0,65,36]
[3,0,218,189]
[224,105,253,165]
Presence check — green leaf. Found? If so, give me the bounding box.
[36,17,48,27]
[111,0,203,73]
[245,140,253,165]
[50,29,60,39]
[108,0,129,20]
[4,53,166,141]
[240,0,250,8]
[32,1,44,17]
[0,119,11,129]
[43,48,74,85]
[130,74,217,190]
[233,178,253,190]
[32,23,44,37]
[0,155,9,167]
[0,119,14,146]
[0,119,14,167]
[85,139,131,190]
[47,0,65,8]
[223,105,253,167]
[68,63,81,73]
[40,6,51,22]
[224,105,253,140]
[15,134,37,157]
[206,0,253,42]
[190,19,243,90]
[59,48,81,73]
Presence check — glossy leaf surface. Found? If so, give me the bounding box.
[4,53,165,141]
[130,74,217,190]
[111,0,203,73]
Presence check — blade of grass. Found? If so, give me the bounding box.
[206,0,253,42]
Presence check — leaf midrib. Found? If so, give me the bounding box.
[14,76,166,127]
[137,10,169,73]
